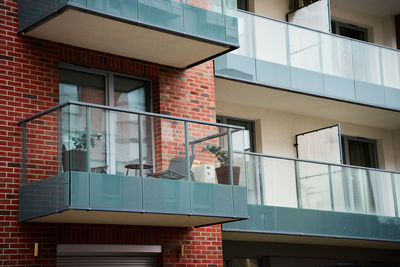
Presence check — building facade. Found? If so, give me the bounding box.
[0,0,399,266]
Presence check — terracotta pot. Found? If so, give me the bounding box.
[63,150,88,172]
[215,166,240,185]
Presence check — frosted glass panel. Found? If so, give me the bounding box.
[368,170,395,216]
[254,17,287,65]
[288,0,330,33]
[298,162,331,211]
[352,41,381,85]
[289,25,321,72]
[297,125,341,164]
[321,34,353,79]
[232,11,254,57]
[263,158,297,208]
[382,49,400,89]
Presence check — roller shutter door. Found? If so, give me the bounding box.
[57,256,157,266]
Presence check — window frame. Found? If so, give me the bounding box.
[216,115,256,152]
[342,135,379,168]
[331,20,369,42]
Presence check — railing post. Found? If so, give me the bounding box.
[21,122,27,185]
[391,173,399,217]
[85,106,90,172]
[328,165,335,211]
[227,128,234,185]
[138,114,143,177]
[294,160,302,208]
[258,155,264,205]
[184,121,192,214]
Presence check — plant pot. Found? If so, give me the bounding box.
[215,166,240,185]
[63,150,88,172]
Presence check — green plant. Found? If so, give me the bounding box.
[70,130,102,151]
[202,144,229,166]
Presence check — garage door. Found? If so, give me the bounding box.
[57,256,157,266]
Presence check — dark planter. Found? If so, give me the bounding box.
[215,166,240,185]
[63,150,88,172]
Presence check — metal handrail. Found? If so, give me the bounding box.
[18,101,245,130]
[243,151,400,175]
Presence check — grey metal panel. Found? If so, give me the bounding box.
[223,204,265,232]
[385,87,400,109]
[354,81,386,106]
[256,60,290,89]
[323,74,355,100]
[143,177,190,214]
[89,173,142,211]
[70,171,90,208]
[57,256,157,267]
[233,185,248,218]
[18,173,68,221]
[290,67,324,94]
[214,54,256,82]
[191,182,234,216]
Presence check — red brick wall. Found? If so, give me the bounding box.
[395,14,400,50]
[0,0,222,266]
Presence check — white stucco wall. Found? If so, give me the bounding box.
[330,4,396,48]
[217,101,399,171]
[252,0,291,21]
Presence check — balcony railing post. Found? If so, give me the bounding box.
[85,106,90,172]
[328,165,335,211]
[138,114,143,177]
[258,155,264,205]
[21,122,27,185]
[391,173,399,217]
[184,121,192,214]
[227,128,234,185]
[294,160,302,208]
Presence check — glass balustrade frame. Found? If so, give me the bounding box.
[214,10,400,111]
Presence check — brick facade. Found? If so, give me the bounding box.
[0,0,222,266]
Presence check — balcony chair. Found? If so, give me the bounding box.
[147,156,195,180]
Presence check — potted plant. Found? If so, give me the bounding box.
[202,144,240,185]
[63,130,102,172]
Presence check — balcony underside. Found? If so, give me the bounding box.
[215,77,400,130]
[24,7,235,69]
[19,172,248,227]
[26,210,237,227]
[223,205,400,248]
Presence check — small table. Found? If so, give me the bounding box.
[125,164,153,176]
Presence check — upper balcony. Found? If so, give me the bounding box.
[18,101,248,227]
[223,152,400,247]
[19,0,239,68]
[215,10,400,111]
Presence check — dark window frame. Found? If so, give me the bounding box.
[216,115,256,152]
[341,135,379,168]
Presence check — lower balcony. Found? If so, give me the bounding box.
[223,153,400,246]
[18,101,248,227]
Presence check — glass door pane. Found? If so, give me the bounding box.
[113,76,153,176]
[59,69,107,173]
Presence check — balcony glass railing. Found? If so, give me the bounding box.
[215,10,400,110]
[18,101,248,224]
[223,152,400,241]
[245,152,400,217]
[19,0,239,45]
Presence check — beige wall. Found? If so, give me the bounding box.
[252,0,291,21]
[330,4,396,48]
[394,129,400,170]
[217,101,399,171]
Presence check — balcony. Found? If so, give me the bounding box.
[223,153,400,245]
[215,10,400,111]
[18,101,248,227]
[19,0,239,69]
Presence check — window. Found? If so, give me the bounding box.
[342,136,378,168]
[237,0,249,11]
[332,20,369,42]
[217,115,255,152]
[59,65,153,175]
